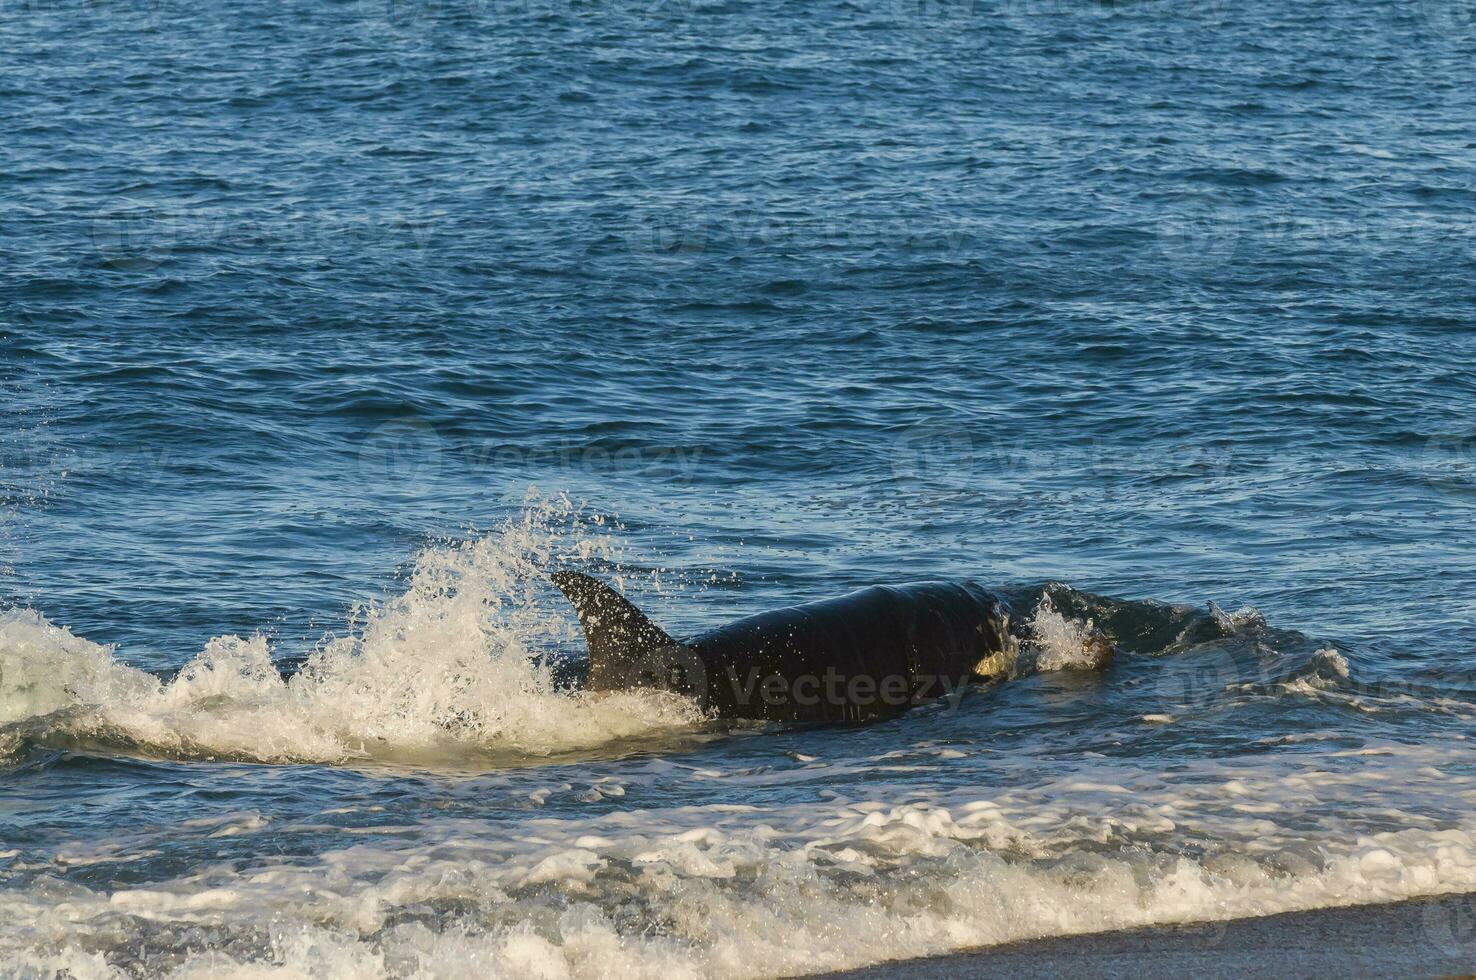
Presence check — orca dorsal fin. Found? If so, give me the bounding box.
[550,571,677,688]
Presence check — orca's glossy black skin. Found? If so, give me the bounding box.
[550,573,1054,724]
[684,582,1015,722]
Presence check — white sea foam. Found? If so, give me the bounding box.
[1019,594,1108,673]
[0,502,704,765]
[4,741,1476,979]
[7,510,1473,978]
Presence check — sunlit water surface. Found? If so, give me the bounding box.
[4,0,1476,975]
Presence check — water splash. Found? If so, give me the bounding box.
[0,501,705,765]
[1021,593,1108,673]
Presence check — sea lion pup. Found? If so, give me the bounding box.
[551,572,1115,724]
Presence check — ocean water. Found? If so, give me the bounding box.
[4,0,1476,975]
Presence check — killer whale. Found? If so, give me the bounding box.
[551,572,1114,723]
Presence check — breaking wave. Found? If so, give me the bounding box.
[5,506,1476,978]
[0,504,705,766]
[5,744,1476,979]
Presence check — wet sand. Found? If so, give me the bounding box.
[814,893,1476,979]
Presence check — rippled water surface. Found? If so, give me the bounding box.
[3,0,1476,975]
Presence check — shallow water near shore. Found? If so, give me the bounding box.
[4,0,1476,975]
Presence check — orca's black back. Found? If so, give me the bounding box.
[687,582,1013,723]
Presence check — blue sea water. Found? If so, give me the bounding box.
[3,0,1476,975]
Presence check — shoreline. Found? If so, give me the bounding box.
[811,893,1476,979]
